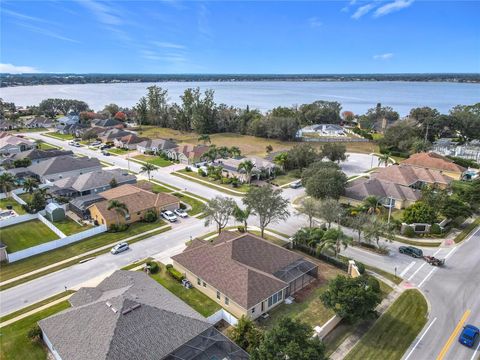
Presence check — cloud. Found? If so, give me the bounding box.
[308,17,322,28]
[351,3,376,19]
[198,3,212,40]
[373,0,414,17]
[152,41,186,49]
[373,53,394,60]
[141,50,187,63]
[77,0,123,25]
[13,22,80,43]
[0,63,40,74]
[2,9,52,24]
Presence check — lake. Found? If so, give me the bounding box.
[1,81,479,116]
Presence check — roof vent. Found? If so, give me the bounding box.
[122,304,141,315]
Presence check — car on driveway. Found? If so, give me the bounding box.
[68,141,81,147]
[174,208,188,218]
[161,210,177,222]
[399,246,423,258]
[290,180,302,189]
[111,242,129,255]
[459,325,479,347]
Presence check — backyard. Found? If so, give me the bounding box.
[0,301,71,360]
[0,198,26,215]
[0,220,59,253]
[149,262,221,317]
[53,218,92,236]
[133,154,173,167]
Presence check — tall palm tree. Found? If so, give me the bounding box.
[273,152,288,170]
[36,187,53,202]
[363,196,382,215]
[238,160,255,184]
[107,200,129,226]
[0,173,16,196]
[233,205,251,231]
[377,152,391,167]
[317,229,351,258]
[201,146,218,163]
[229,146,241,158]
[217,146,231,159]
[140,163,156,181]
[198,134,211,145]
[22,177,39,194]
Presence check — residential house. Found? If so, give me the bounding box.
[23,116,54,129]
[172,231,318,320]
[9,149,74,165]
[69,194,105,219]
[166,144,209,165]
[91,118,124,129]
[50,169,137,198]
[98,128,133,143]
[136,138,177,154]
[218,156,276,182]
[88,184,179,227]
[0,132,35,154]
[401,152,466,180]
[0,120,21,131]
[39,270,249,360]
[27,155,102,183]
[113,134,146,150]
[296,124,346,138]
[433,138,480,163]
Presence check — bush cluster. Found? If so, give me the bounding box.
[146,261,160,274]
[167,266,185,282]
[109,223,129,232]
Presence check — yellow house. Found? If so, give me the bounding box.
[172,231,318,320]
[88,184,179,228]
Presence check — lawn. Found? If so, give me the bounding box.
[172,192,205,216]
[133,154,173,167]
[0,220,59,253]
[43,132,74,140]
[258,260,344,330]
[108,148,134,155]
[18,193,33,203]
[0,301,71,360]
[175,169,250,195]
[0,198,26,215]
[150,262,221,317]
[270,171,300,187]
[35,141,59,150]
[344,289,428,360]
[454,217,480,243]
[0,220,167,283]
[53,218,92,236]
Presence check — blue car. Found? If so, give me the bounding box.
[459,324,479,348]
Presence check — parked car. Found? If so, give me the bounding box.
[399,246,423,258]
[90,141,101,146]
[100,144,111,150]
[459,325,479,347]
[161,210,177,222]
[290,180,302,189]
[102,151,110,156]
[111,242,129,255]
[174,208,188,218]
[68,141,80,147]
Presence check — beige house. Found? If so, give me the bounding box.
[165,144,209,165]
[88,184,179,228]
[401,152,466,180]
[172,232,318,320]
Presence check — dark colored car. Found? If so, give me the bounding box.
[459,325,479,347]
[399,246,423,258]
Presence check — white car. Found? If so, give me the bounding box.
[161,210,177,222]
[111,242,129,254]
[174,209,188,218]
[68,141,81,147]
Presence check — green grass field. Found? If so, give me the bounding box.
[108,148,134,155]
[175,170,250,195]
[0,220,59,253]
[344,289,428,360]
[0,301,71,360]
[35,141,60,150]
[0,198,26,215]
[150,263,221,317]
[43,132,74,140]
[53,218,92,236]
[133,154,173,167]
[172,192,205,216]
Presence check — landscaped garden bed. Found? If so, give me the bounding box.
[174,169,250,194]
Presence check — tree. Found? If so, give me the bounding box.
[22,177,38,194]
[103,103,120,117]
[449,103,480,142]
[233,205,251,231]
[243,185,290,238]
[140,163,156,181]
[321,143,347,163]
[201,146,218,162]
[228,316,263,353]
[265,144,273,155]
[321,275,382,323]
[317,198,344,229]
[440,196,472,220]
[299,197,320,228]
[229,146,241,158]
[377,152,391,167]
[363,196,382,215]
[238,160,255,184]
[349,213,369,244]
[317,228,352,257]
[284,144,319,171]
[114,111,126,121]
[198,134,211,144]
[134,96,148,128]
[252,317,326,360]
[81,129,98,143]
[107,200,129,226]
[273,152,288,170]
[363,216,394,247]
[298,100,342,125]
[302,163,347,200]
[203,196,236,234]
[403,201,437,224]
[0,172,16,195]
[109,178,118,188]
[27,190,47,213]
[293,227,325,248]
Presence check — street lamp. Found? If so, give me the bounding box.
[387,197,393,224]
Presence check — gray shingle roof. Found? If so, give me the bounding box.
[28,155,101,176]
[12,149,73,161]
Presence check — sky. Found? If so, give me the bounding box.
[1,0,479,74]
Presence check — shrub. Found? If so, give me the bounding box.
[27,325,42,343]
[198,168,207,177]
[221,177,232,184]
[430,223,442,235]
[143,209,157,223]
[167,267,185,282]
[146,261,159,274]
[165,263,173,269]
[109,223,129,232]
[356,261,366,275]
[403,225,415,238]
[180,203,187,210]
[237,226,246,233]
[231,177,239,187]
[185,166,192,172]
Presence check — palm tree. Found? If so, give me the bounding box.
[107,200,129,226]
[238,160,255,184]
[317,229,352,258]
[201,146,218,163]
[377,152,391,167]
[36,187,53,202]
[229,146,241,158]
[34,139,42,149]
[22,177,39,194]
[233,205,251,231]
[217,146,231,159]
[265,144,273,155]
[198,134,211,145]
[273,152,288,170]
[363,196,382,215]
[0,173,16,196]
[140,163,156,181]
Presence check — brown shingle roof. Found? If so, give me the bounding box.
[345,177,421,202]
[401,152,466,173]
[371,165,453,187]
[172,232,306,309]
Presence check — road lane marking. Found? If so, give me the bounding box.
[404,317,437,360]
[436,309,471,360]
[418,267,437,288]
[400,261,416,277]
[408,262,427,281]
[470,340,480,360]
[444,247,458,260]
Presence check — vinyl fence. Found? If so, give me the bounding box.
[37,213,67,238]
[206,309,238,326]
[0,212,38,228]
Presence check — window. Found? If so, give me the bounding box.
[267,290,284,308]
[216,291,221,300]
[197,277,201,285]
[251,307,255,313]
[225,297,229,305]
[203,281,207,287]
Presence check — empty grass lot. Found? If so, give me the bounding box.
[0,198,26,215]
[133,154,173,167]
[0,301,71,360]
[344,289,428,360]
[150,263,221,317]
[0,220,59,253]
[53,218,92,236]
[0,220,167,283]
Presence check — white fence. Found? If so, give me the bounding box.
[0,212,38,228]
[37,213,67,238]
[10,192,26,205]
[7,224,107,262]
[206,309,238,326]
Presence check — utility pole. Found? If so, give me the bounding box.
[387,197,393,224]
